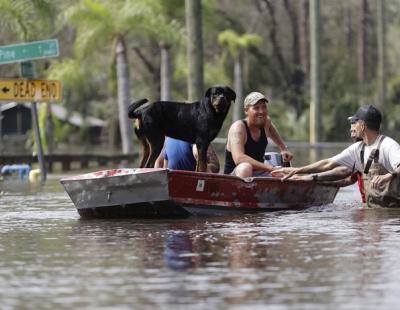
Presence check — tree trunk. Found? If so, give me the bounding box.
[259,0,289,88]
[299,0,309,84]
[185,0,204,101]
[377,0,386,111]
[344,2,354,51]
[233,54,243,121]
[284,0,300,66]
[45,103,55,155]
[358,0,369,101]
[309,0,321,144]
[133,45,161,100]
[160,42,172,101]
[115,35,133,154]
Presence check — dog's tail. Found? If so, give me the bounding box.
[127,98,149,119]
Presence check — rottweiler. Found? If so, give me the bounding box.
[128,85,236,172]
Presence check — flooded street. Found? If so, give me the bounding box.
[1,177,400,309]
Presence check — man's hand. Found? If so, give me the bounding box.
[271,167,300,180]
[370,173,392,189]
[281,150,293,162]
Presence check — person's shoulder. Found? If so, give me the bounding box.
[345,140,363,151]
[380,135,400,153]
[382,135,400,146]
[229,120,245,132]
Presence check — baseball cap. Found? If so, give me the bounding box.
[348,104,382,127]
[244,92,269,108]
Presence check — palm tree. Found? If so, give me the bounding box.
[0,0,57,42]
[65,0,183,154]
[65,0,145,155]
[185,0,204,101]
[218,30,261,121]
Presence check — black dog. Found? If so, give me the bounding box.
[128,85,236,172]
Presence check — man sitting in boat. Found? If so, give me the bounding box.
[274,105,400,208]
[155,137,220,173]
[224,91,293,178]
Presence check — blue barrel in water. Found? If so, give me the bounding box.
[1,164,31,181]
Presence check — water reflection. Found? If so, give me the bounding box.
[1,178,400,309]
[164,232,195,269]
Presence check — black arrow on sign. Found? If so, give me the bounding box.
[1,86,10,93]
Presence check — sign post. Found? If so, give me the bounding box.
[20,61,48,184]
[0,39,60,185]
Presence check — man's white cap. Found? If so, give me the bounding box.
[244,92,269,108]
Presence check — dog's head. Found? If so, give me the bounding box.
[205,85,236,114]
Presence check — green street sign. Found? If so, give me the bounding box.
[0,39,59,65]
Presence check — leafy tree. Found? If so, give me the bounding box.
[64,0,151,154]
[218,30,261,121]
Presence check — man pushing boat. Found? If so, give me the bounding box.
[274,105,400,208]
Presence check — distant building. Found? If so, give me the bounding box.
[0,102,107,144]
[0,102,31,135]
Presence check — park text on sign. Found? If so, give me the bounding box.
[0,39,59,64]
[0,79,62,102]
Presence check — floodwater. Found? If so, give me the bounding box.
[1,176,400,310]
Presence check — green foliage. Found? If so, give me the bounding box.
[37,103,63,151]
[385,76,400,139]
[218,30,262,58]
[0,0,57,41]
[3,0,400,151]
[268,101,309,142]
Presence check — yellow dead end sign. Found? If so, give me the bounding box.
[0,79,62,102]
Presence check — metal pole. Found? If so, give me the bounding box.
[0,109,3,154]
[30,102,47,184]
[21,61,47,184]
[309,0,321,144]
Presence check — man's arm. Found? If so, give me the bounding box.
[206,144,220,173]
[268,121,293,162]
[229,122,275,172]
[370,142,400,189]
[193,144,220,173]
[370,164,400,189]
[154,153,165,168]
[273,158,340,180]
[290,166,354,184]
[154,143,167,168]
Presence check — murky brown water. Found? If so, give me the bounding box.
[1,174,400,309]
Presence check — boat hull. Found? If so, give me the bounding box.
[61,168,339,218]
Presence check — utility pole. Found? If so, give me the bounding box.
[309,0,321,144]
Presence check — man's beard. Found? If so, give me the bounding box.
[352,136,363,142]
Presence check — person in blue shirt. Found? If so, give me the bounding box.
[155,137,220,173]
